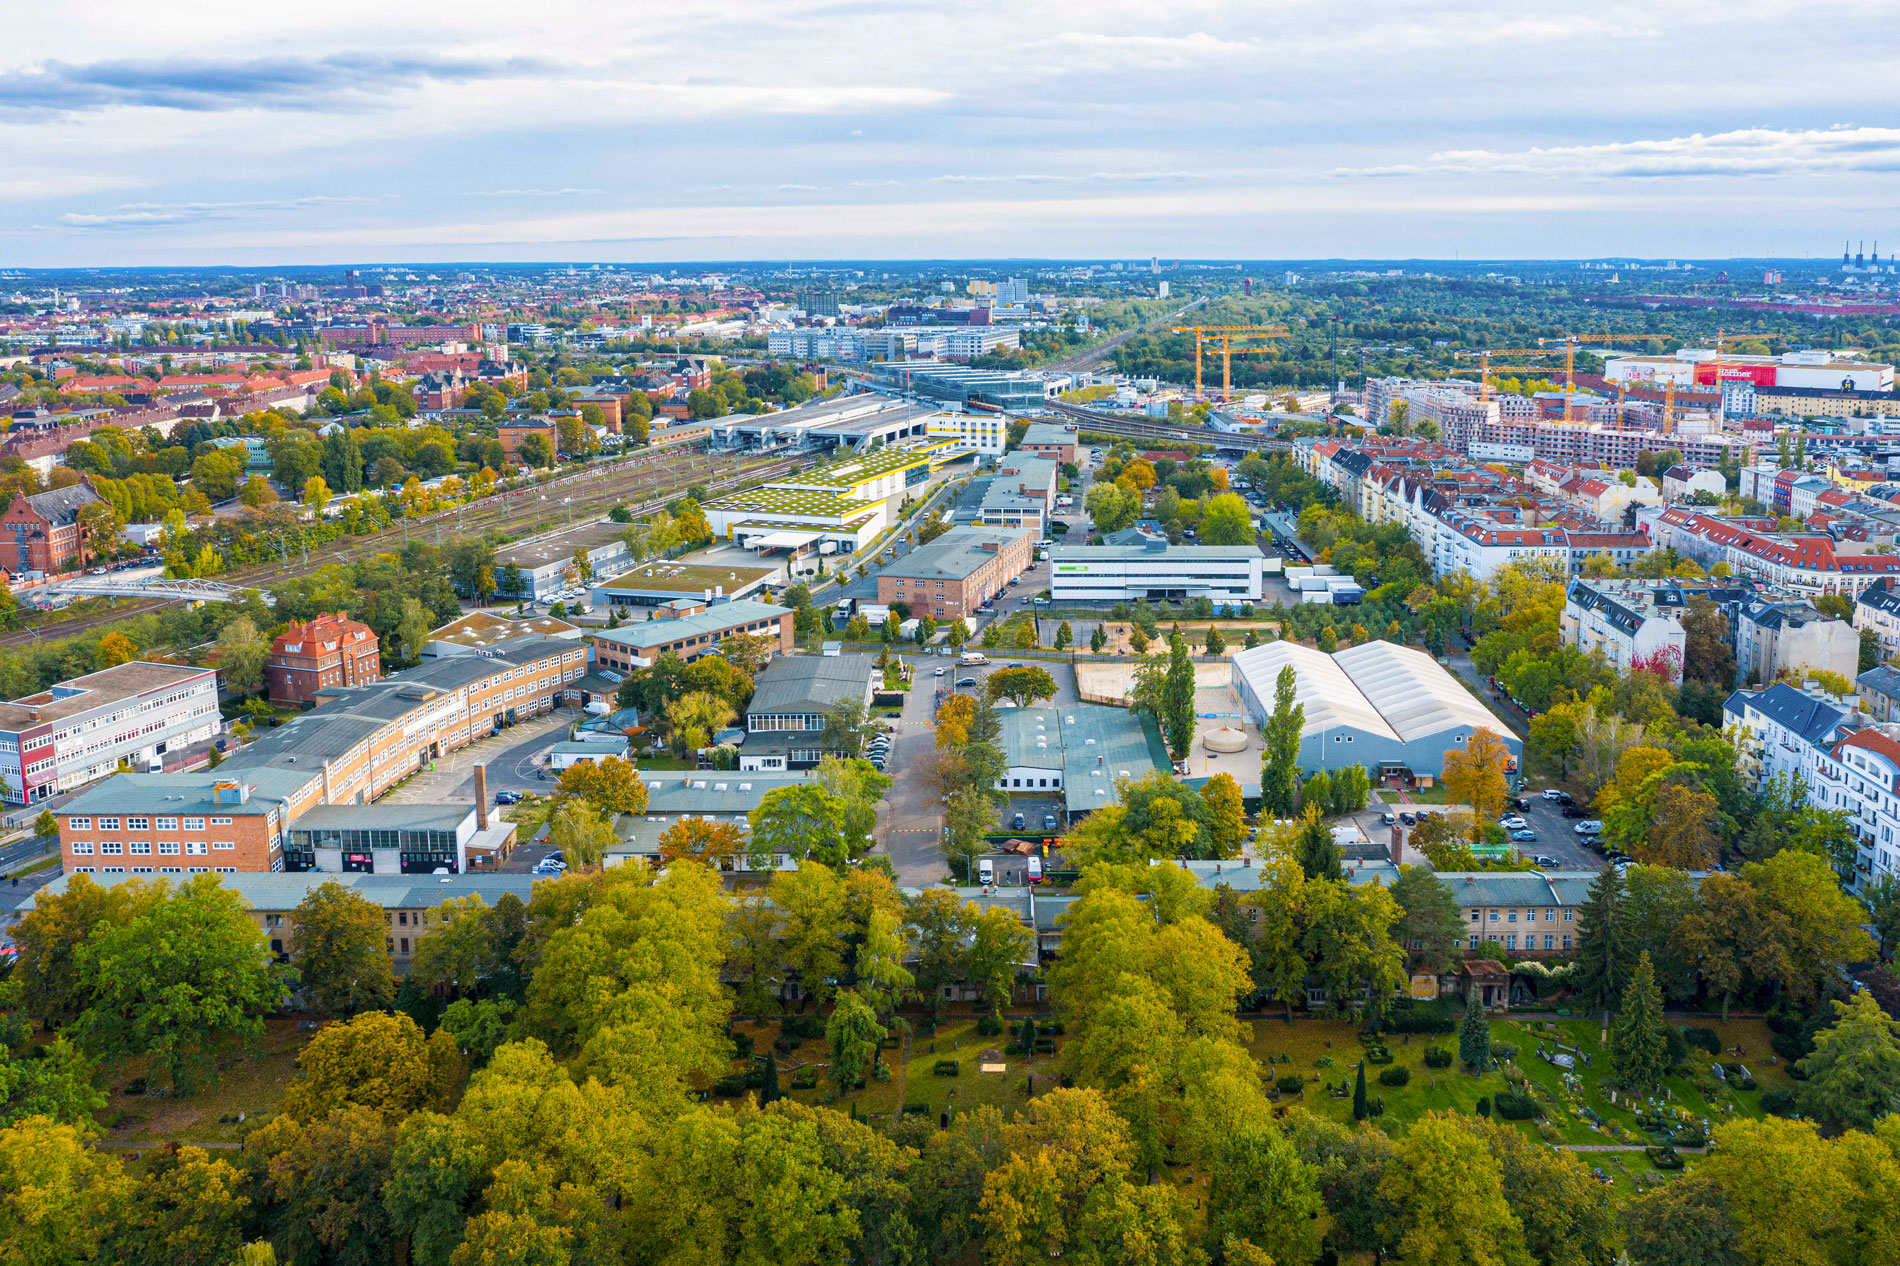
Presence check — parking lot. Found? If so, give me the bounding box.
[1365,787,1604,872]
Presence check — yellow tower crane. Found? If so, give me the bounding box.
[1538,334,1632,422]
[1169,325,1290,401]
[1450,349,1566,401]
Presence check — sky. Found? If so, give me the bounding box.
[4,0,1900,266]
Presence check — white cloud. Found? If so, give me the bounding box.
[1336,126,1900,181]
[57,195,375,229]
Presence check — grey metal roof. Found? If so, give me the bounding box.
[24,483,102,527]
[747,653,874,717]
[57,768,315,818]
[1020,423,1078,449]
[1056,704,1165,815]
[638,769,814,815]
[592,600,788,650]
[25,870,539,912]
[999,706,1066,771]
[881,526,1031,582]
[224,636,578,773]
[292,802,474,832]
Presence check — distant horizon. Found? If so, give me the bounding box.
[0,254,1882,277]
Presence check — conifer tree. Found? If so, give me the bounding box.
[1352,1060,1368,1121]
[1610,950,1670,1093]
[1575,865,1636,1010]
[1460,987,1492,1070]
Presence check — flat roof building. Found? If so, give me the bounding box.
[424,611,585,657]
[591,597,793,672]
[995,703,1166,819]
[486,521,636,602]
[1050,538,1266,604]
[1018,422,1081,464]
[876,525,1033,621]
[0,660,221,805]
[589,561,778,610]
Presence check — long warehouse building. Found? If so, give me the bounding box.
[1230,639,1519,779]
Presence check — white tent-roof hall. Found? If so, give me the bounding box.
[1230,639,1519,780]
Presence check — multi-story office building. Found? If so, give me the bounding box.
[739,653,876,771]
[590,597,792,672]
[55,635,585,873]
[1049,536,1266,603]
[0,661,221,805]
[876,526,1033,620]
[266,613,381,707]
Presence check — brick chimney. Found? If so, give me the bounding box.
[474,764,489,830]
[1390,824,1404,867]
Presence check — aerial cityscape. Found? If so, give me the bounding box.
[5,6,1900,1266]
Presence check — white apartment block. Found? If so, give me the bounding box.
[1561,580,1688,679]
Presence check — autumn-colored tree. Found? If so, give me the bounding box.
[95,631,138,667]
[280,1010,457,1123]
[1202,772,1246,858]
[554,755,648,818]
[547,799,617,871]
[1443,727,1512,844]
[1640,783,1720,869]
[658,817,746,866]
[1379,1113,1528,1266]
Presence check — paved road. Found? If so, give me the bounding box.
[874,652,1081,884]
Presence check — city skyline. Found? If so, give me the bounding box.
[6,0,1900,265]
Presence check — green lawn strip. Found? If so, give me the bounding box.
[728,1016,1046,1121]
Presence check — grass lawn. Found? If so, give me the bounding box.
[98,1015,312,1146]
[726,1013,1053,1124]
[1244,1012,1785,1195]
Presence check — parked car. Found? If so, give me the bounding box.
[933,667,945,677]
[1510,828,1537,842]
[957,677,978,688]
[1533,855,1560,867]
[1381,812,1398,826]
[1574,820,1604,835]
[1012,812,1026,830]
[1500,815,1528,830]
[495,790,522,805]
[1399,812,1417,827]
[1540,788,1566,801]
[1561,805,1589,818]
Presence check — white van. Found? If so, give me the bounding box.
[977,857,996,885]
[960,651,989,665]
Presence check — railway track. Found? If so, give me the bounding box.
[1044,401,1290,452]
[0,448,796,649]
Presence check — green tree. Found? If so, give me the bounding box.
[1261,663,1304,817]
[288,881,396,1015]
[215,616,269,696]
[1610,950,1670,1093]
[405,893,496,997]
[1795,991,1900,1132]
[1573,864,1634,1010]
[70,875,290,1094]
[1162,633,1196,761]
[1460,988,1492,1070]
[767,864,850,1002]
[1199,493,1254,545]
[1392,863,1465,973]
[1205,1122,1322,1265]
[1295,805,1343,881]
[1090,624,1107,653]
[1866,873,1900,959]
[1353,1058,1368,1120]
[247,1105,399,1266]
[547,799,615,871]
[1379,1113,1528,1266]
[750,784,851,868]
[1055,621,1073,650]
[966,902,1034,1020]
[1621,1175,1745,1266]
[0,1117,138,1263]
[1202,772,1246,858]
[1317,624,1339,653]
[985,665,1059,708]
[825,990,884,1091]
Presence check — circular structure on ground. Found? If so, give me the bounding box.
[1203,727,1249,754]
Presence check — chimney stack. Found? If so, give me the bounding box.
[1390,824,1404,867]
[474,764,489,831]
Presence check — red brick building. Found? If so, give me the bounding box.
[875,525,1033,621]
[497,421,559,465]
[0,483,102,577]
[266,613,382,707]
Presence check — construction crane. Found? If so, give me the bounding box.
[1537,333,1629,421]
[1450,349,1566,401]
[1169,325,1289,401]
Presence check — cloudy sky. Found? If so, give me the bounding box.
[4,0,1898,266]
